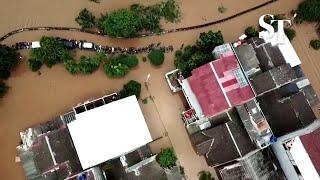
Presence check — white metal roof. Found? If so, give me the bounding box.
[67,95,152,169]
[290,137,320,180]
[181,79,204,118]
[262,31,301,67]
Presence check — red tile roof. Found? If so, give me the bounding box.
[300,130,320,174]
[187,51,254,117]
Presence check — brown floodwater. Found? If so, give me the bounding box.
[1,0,318,179]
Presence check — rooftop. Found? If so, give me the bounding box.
[234,44,260,77]
[68,95,152,169]
[190,109,256,167]
[300,130,320,175]
[257,90,316,137]
[185,51,254,118]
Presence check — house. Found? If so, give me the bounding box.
[189,109,256,167]
[181,48,254,119]
[67,95,153,170]
[234,44,261,77]
[218,150,281,180]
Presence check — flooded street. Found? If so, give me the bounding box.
[1,0,319,179]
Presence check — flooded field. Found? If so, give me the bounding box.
[1,0,319,179]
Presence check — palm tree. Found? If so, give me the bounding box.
[198,171,215,180]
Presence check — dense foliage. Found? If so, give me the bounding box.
[103,54,139,77]
[30,36,70,68]
[244,26,259,38]
[156,148,177,169]
[296,0,320,23]
[63,53,104,74]
[198,171,215,180]
[0,81,8,98]
[0,45,20,79]
[76,8,96,29]
[310,39,320,50]
[119,80,142,99]
[84,0,181,37]
[99,8,141,38]
[28,58,43,72]
[148,49,165,66]
[196,30,224,54]
[174,30,223,77]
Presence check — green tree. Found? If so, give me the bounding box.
[245,26,259,38]
[79,53,103,74]
[310,39,320,50]
[120,54,139,68]
[0,44,20,79]
[119,80,142,99]
[148,49,165,66]
[100,8,141,37]
[0,81,8,98]
[104,60,129,78]
[64,59,79,74]
[284,27,296,41]
[28,59,43,72]
[30,36,70,68]
[196,30,224,54]
[130,4,162,33]
[296,0,320,22]
[76,8,96,29]
[160,0,181,22]
[198,171,215,180]
[156,148,177,169]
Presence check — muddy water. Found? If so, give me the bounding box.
[0,0,313,179]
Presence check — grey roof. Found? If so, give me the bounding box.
[219,151,278,180]
[247,37,287,72]
[301,84,319,107]
[257,90,316,137]
[236,100,273,148]
[190,110,256,167]
[234,44,260,75]
[19,128,82,179]
[250,64,297,95]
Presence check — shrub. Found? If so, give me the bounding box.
[0,69,10,80]
[119,80,142,99]
[284,27,296,41]
[296,0,320,22]
[104,60,129,78]
[76,8,96,29]
[64,59,79,74]
[245,26,259,38]
[0,81,8,98]
[196,30,224,54]
[310,39,320,50]
[28,59,43,72]
[148,49,165,66]
[198,171,215,180]
[156,148,177,169]
[78,53,104,74]
[99,8,141,38]
[121,55,139,68]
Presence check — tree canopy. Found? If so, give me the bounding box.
[244,26,259,38]
[156,148,177,169]
[198,171,215,180]
[119,80,142,99]
[30,36,71,68]
[0,44,20,79]
[76,8,96,29]
[103,54,139,77]
[196,30,224,54]
[284,27,296,41]
[99,8,142,38]
[296,0,320,22]
[148,49,165,66]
